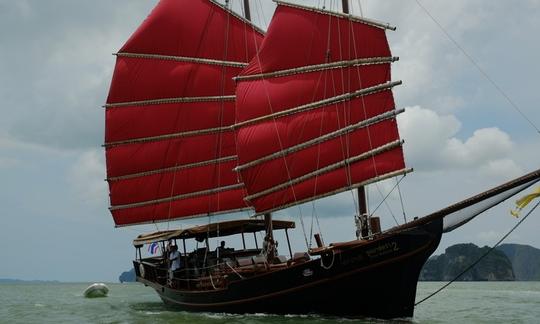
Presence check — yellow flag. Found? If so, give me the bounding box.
[510,186,540,218]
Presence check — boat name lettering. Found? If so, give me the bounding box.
[366,242,399,258]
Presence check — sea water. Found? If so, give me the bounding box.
[1,282,539,323]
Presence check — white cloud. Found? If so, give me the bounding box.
[442,127,513,167]
[479,159,523,179]
[398,106,521,177]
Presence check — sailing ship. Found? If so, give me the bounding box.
[104,0,540,318]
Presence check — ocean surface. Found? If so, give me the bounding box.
[1,282,539,323]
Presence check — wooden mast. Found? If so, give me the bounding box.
[341,0,370,237]
[242,0,275,261]
[341,0,349,14]
[243,0,251,21]
[340,0,366,217]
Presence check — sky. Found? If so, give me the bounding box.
[1,0,539,282]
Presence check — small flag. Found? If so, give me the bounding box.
[147,242,159,254]
[510,186,540,218]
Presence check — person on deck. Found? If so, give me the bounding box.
[168,245,182,284]
[216,240,227,261]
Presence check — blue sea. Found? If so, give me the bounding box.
[1,282,539,323]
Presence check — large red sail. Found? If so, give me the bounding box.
[105,0,264,226]
[235,2,409,214]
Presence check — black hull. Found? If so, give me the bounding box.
[137,218,442,319]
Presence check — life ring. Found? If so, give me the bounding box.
[139,263,146,278]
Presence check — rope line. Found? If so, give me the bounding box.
[415,0,540,135]
[415,200,540,307]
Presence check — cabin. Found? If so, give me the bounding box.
[133,219,310,291]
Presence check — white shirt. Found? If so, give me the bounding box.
[170,250,181,271]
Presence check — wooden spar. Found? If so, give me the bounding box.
[341,0,369,224]
[244,140,404,201]
[233,56,398,82]
[235,109,405,172]
[110,183,245,210]
[285,228,293,258]
[233,81,401,128]
[251,168,412,217]
[114,52,249,68]
[108,155,238,182]
[104,95,235,109]
[273,0,396,30]
[104,125,233,148]
[182,239,187,267]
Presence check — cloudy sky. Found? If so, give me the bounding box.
[1,0,539,282]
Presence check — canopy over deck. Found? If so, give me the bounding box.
[133,219,295,246]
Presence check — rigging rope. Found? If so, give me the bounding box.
[348,5,405,225]
[252,0,310,250]
[396,176,407,223]
[415,200,540,307]
[369,175,406,225]
[414,0,540,136]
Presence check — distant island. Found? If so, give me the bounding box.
[119,268,136,283]
[420,243,540,281]
[0,279,60,283]
[497,243,540,280]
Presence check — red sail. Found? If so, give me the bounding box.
[105,0,264,226]
[235,2,408,214]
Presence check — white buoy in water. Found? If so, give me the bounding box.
[84,283,109,298]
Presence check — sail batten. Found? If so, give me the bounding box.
[105,95,236,108]
[236,109,405,172]
[114,207,253,228]
[244,140,404,202]
[235,81,401,128]
[234,57,399,81]
[104,126,233,148]
[252,168,413,216]
[115,52,249,67]
[273,0,396,30]
[105,0,264,226]
[111,183,245,211]
[235,2,406,213]
[107,155,238,182]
